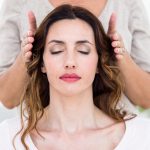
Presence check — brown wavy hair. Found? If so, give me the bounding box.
[14,4,127,150]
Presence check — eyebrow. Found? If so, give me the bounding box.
[48,40,94,45]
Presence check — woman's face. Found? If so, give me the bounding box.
[42,19,98,96]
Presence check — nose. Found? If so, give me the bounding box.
[65,64,76,69]
[64,53,77,69]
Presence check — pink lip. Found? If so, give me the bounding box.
[59,73,81,83]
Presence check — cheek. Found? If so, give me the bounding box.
[45,65,58,86]
[43,52,63,72]
[43,57,61,81]
[45,62,60,77]
[81,55,98,81]
[82,55,98,72]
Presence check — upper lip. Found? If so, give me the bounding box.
[59,73,81,79]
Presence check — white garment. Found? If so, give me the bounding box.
[0,116,37,150]
[0,116,150,150]
[115,117,150,150]
[0,0,150,113]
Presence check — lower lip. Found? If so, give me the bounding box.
[60,77,81,83]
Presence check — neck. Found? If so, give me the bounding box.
[48,0,107,17]
[49,0,91,6]
[42,87,103,134]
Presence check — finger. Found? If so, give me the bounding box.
[114,48,126,54]
[27,11,37,33]
[111,32,122,41]
[25,51,32,62]
[23,44,33,54]
[107,12,117,35]
[22,37,34,47]
[114,48,124,61]
[115,54,124,60]
[112,41,123,48]
[22,31,34,43]
[27,37,34,43]
[27,30,35,37]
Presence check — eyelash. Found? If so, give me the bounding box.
[78,51,89,55]
[50,50,89,55]
[50,51,63,54]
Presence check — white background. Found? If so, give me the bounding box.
[143,0,150,16]
[0,0,150,122]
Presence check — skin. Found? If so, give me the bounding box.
[29,19,125,150]
[49,0,108,17]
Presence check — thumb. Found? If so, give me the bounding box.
[27,11,37,33]
[107,12,117,35]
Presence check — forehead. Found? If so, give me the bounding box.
[46,19,95,42]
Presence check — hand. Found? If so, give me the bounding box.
[107,13,127,61]
[21,11,37,63]
[21,30,34,63]
[111,32,126,60]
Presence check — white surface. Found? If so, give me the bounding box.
[0,103,18,123]
[143,0,150,18]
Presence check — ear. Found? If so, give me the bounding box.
[41,62,46,73]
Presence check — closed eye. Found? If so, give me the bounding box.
[78,51,90,55]
[50,51,63,54]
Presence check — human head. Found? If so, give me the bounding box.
[18,4,125,150]
[41,18,99,97]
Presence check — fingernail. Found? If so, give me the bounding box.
[115,48,119,53]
